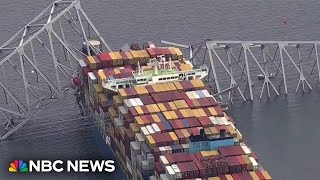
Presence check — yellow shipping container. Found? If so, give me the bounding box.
[173,82,183,91]
[97,70,107,85]
[181,129,190,138]
[208,107,218,116]
[157,103,167,112]
[168,47,178,60]
[209,127,219,136]
[129,123,139,133]
[162,83,171,92]
[208,178,221,180]
[261,171,272,180]
[109,52,117,60]
[94,84,103,94]
[192,109,201,118]
[135,86,149,96]
[151,114,161,122]
[192,99,200,107]
[185,109,195,117]
[169,132,179,144]
[108,107,118,118]
[135,106,144,115]
[163,111,173,120]
[167,82,177,91]
[134,117,144,127]
[180,109,189,118]
[190,79,205,88]
[98,94,108,106]
[146,135,156,149]
[168,102,177,110]
[174,100,188,109]
[200,150,219,157]
[226,125,237,137]
[118,89,127,100]
[113,95,122,106]
[168,111,178,119]
[152,104,160,113]
[249,171,260,180]
[146,104,155,113]
[114,69,121,74]
[197,108,207,117]
[225,175,234,180]
[174,48,183,60]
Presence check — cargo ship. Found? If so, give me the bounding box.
[78,41,272,180]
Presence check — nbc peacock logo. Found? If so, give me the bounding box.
[9,160,29,173]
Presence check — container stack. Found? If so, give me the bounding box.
[105,79,271,180]
[79,44,272,180]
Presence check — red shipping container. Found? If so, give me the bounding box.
[166,153,175,164]
[236,156,247,171]
[98,52,112,68]
[214,106,224,117]
[239,172,254,180]
[198,117,212,128]
[175,110,184,119]
[231,173,241,180]
[255,171,266,179]
[146,85,155,94]
[164,103,172,111]
[219,175,228,180]
[219,146,246,157]
[185,99,195,108]
[170,121,179,130]
[140,96,154,105]
[128,108,138,116]
[154,162,165,176]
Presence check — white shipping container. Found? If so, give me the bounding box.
[129,98,138,107]
[123,99,132,109]
[186,91,195,99]
[114,118,124,127]
[171,164,182,179]
[160,156,169,166]
[141,127,150,138]
[164,146,172,154]
[202,90,212,97]
[220,117,230,125]
[215,117,224,126]
[209,116,218,126]
[249,157,259,170]
[146,125,155,134]
[191,91,200,99]
[134,98,144,106]
[236,129,243,139]
[241,144,252,156]
[159,147,166,155]
[165,166,175,180]
[160,174,170,180]
[151,123,161,133]
[88,72,97,85]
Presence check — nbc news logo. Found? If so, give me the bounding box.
[9,159,115,173]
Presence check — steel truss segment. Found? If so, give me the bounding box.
[0,0,112,139]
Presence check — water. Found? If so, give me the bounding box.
[1,0,320,179]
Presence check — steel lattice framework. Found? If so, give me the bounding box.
[0,0,111,139]
[161,40,320,103]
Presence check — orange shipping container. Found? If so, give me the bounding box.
[261,171,272,180]
[192,109,201,118]
[151,114,161,122]
[208,107,218,116]
[151,104,160,113]
[163,111,173,120]
[168,111,178,119]
[196,108,207,117]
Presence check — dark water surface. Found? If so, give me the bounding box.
[1,0,320,179]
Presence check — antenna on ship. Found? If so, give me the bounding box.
[169,57,172,70]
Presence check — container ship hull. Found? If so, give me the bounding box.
[78,41,272,180]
